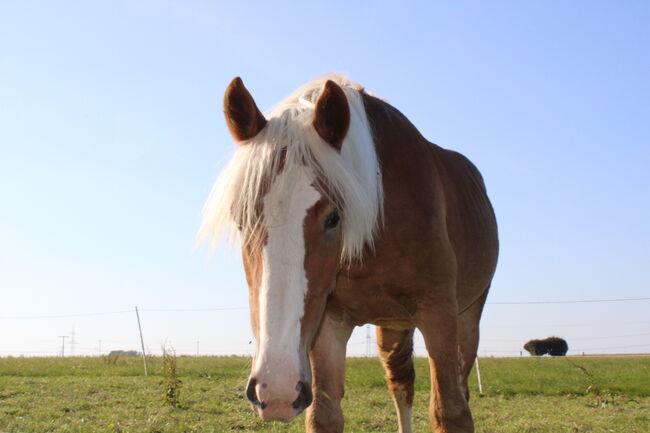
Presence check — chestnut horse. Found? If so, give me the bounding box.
[200,75,498,433]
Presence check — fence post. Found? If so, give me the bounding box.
[475,355,483,394]
[135,306,148,376]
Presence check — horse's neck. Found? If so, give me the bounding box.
[361,91,442,192]
[361,91,439,160]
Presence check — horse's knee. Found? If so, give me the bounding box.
[378,332,415,395]
[306,390,344,433]
[430,396,474,433]
[309,418,343,433]
[388,377,414,406]
[462,384,470,402]
[306,402,344,433]
[458,355,474,402]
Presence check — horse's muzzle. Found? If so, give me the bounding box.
[246,377,313,421]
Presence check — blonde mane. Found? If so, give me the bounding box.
[198,74,383,262]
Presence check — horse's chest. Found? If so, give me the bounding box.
[327,280,419,330]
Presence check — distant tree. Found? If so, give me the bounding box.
[523,337,568,356]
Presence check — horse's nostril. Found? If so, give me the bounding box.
[292,380,313,410]
[246,378,267,409]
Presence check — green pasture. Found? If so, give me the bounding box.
[0,356,648,432]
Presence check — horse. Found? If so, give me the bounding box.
[199,75,498,433]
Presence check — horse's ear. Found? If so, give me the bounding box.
[223,77,267,142]
[313,80,350,151]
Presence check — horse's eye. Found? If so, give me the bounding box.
[324,210,340,230]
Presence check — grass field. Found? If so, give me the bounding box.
[0,355,648,432]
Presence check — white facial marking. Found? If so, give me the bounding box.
[254,167,320,376]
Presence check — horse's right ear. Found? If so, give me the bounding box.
[313,80,350,151]
[223,77,267,142]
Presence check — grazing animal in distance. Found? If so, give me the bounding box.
[107,350,140,357]
[199,75,499,433]
[524,337,569,356]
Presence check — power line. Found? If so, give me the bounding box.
[488,320,650,328]
[0,350,60,355]
[141,307,248,312]
[571,343,650,351]
[1,298,648,357]
[0,310,132,320]
[415,344,650,353]
[487,297,650,305]
[482,332,650,342]
[4,296,647,320]
[560,333,650,340]
[0,307,248,320]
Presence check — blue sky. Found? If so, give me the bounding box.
[1,1,648,357]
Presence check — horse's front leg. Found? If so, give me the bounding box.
[417,291,474,433]
[305,312,353,433]
[376,327,415,433]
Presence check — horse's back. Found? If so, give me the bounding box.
[434,147,499,307]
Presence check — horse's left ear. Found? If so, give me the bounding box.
[313,80,350,151]
[224,77,267,142]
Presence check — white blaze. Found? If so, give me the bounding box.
[253,166,320,375]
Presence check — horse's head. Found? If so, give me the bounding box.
[222,77,351,420]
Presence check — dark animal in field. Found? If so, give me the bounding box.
[524,337,569,356]
[108,350,140,357]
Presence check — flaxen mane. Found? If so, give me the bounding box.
[198,75,383,262]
